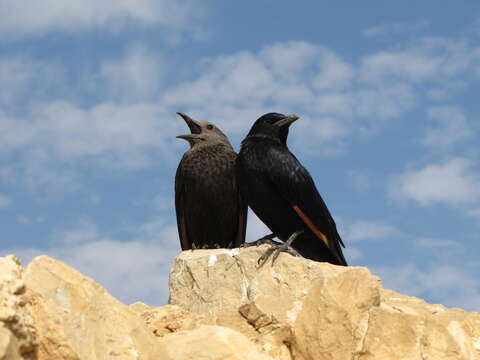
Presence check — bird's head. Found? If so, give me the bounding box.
[246,112,299,144]
[176,112,232,149]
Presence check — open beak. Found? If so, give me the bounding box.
[177,112,202,134]
[275,114,299,128]
[176,134,201,141]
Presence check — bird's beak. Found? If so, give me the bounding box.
[275,114,299,128]
[176,134,201,142]
[177,112,202,134]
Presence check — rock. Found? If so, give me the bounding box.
[169,246,352,323]
[1,244,479,360]
[169,245,480,360]
[292,266,381,360]
[23,255,166,360]
[0,255,37,360]
[129,303,210,336]
[362,290,480,360]
[156,325,273,360]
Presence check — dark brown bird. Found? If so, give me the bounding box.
[175,112,247,250]
[237,112,347,266]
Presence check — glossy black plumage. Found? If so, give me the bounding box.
[175,112,247,250]
[237,112,347,265]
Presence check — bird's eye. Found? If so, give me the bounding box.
[206,124,214,130]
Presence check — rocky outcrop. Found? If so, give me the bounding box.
[0,255,37,360]
[1,245,479,359]
[23,255,166,360]
[169,247,480,359]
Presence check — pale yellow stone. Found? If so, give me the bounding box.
[0,255,37,360]
[293,267,381,360]
[129,303,210,336]
[169,245,352,324]
[157,325,273,360]
[23,255,167,360]
[2,245,479,360]
[170,246,480,360]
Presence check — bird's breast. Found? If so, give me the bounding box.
[181,146,236,182]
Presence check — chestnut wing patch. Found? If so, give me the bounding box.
[292,205,331,249]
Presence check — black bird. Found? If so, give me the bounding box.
[175,112,247,250]
[237,112,347,266]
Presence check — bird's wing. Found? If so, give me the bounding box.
[175,164,191,250]
[266,145,347,265]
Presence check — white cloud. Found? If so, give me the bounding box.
[363,21,430,38]
[165,37,480,153]
[51,219,99,245]
[0,101,180,193]
[33,101,173,160]
[361,51,439,83]
[15,215,45,224]
[422,106,472,150]
[354,83,417,121]
[0,46,175,178]
[375,264,480,311]
[99,46,165,102]
[360,37,480,88]
[348,171,371,192]
[163,43,349,143]
[0,193,11,208]
[162,41,421,150]
[0,0,204,38]
[2,37,480,195]
[5,217,179,305]
[152,194,175,212]
[415,238,463,253]
[467,208,480,220]
[343,247,363,261]
[0,56,65,108]
[389,158,480,206]
[292,115,348,156]
[16,215,30,224]
[0,45,174,194]
[344,220,400,242]
[311,51,353,91]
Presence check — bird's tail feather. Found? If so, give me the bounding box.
[291,233,348,266]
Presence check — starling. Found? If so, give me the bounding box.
[237,112,347,266]
[175,112,247,250]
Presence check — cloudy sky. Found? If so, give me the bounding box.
[1,1,479,311]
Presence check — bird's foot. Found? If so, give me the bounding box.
[241,233,282,247]
[257,230,304,267]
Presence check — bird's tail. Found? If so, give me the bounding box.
[291,232,348,266]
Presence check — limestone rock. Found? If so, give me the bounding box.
[23,256,167,360]
[0,255,37,360]
[169,246,353,323]
[169,245,480,360]
[129,303,210,336]
[130,300,290,359]
[2,243,480,360]
[157,325,273,360]
[362,290,480,360]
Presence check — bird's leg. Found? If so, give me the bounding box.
[257,230,304,267]
[241,233,282,247]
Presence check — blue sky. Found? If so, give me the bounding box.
[1,1,480,310]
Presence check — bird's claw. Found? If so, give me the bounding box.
[257,246,277,267]
[256,230,304,267]
[242,233,281,248]
[256,242,294,268]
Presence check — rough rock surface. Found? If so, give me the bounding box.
[0,255,37,360]
[23,255,166,360]
[169,246,480,360]
[0,245,479,360]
